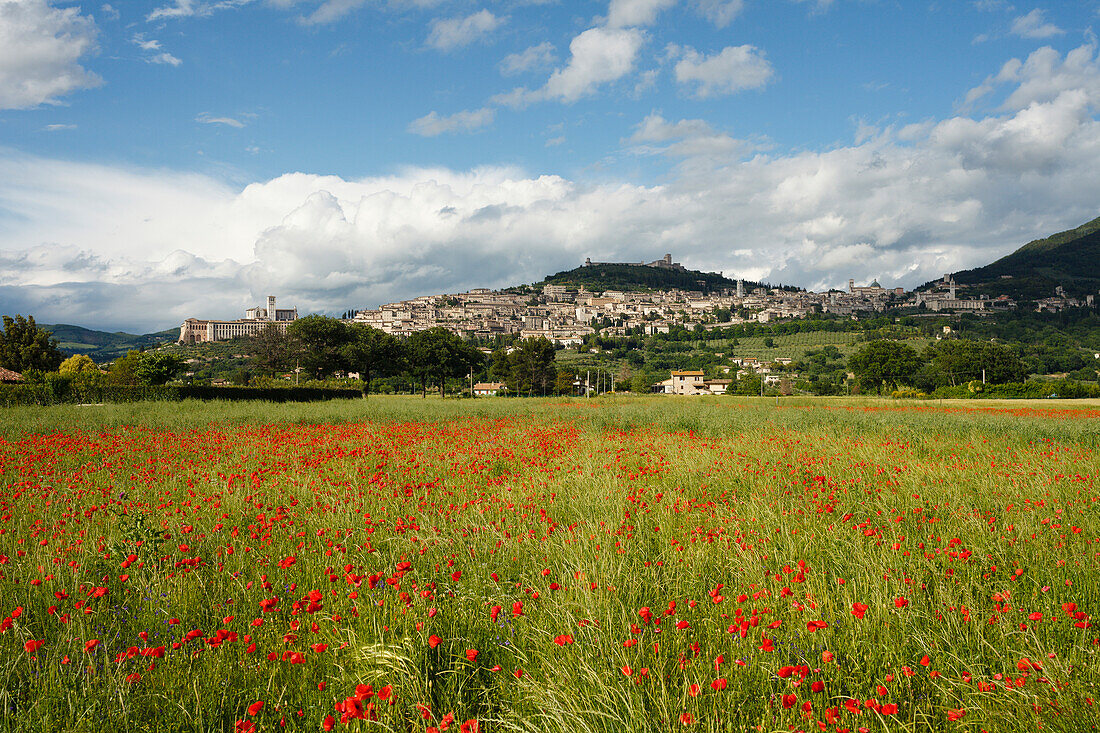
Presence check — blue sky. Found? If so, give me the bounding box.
[2,0,1100,331]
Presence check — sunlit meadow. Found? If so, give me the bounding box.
[1,396,1098,732]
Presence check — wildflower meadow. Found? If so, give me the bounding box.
[0,396,1097,732]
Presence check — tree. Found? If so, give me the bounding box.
[250,323,297,378]
[59,354,99,375]
[0,315,62,373]
[507,337,556,396]
[340,324,402,394]
[109,350,144,385]
[229,368,252,386]
[848,340,923,393]
[406,327,482,397]
[133,352,184,385]
[287,315,349,379]
[923,339,1028,387]
[556,368,578,396]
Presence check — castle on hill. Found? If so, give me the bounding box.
[584,253,686,272]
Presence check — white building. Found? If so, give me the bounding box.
[178,296,298,344]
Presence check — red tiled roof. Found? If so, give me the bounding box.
[0,367,24,383]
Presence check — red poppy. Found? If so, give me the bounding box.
[247,701,264,716]
[429,635,443,649]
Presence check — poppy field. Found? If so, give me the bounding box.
[0,396,1098,732]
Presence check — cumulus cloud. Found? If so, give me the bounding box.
[1010,9,1063,39]
[5,44,1100,331]
[426,10,504,51]
[407,107,495,136]
[606,0,677,28]
[627,113,748,159]
[672,44,774,98]
[497,27,644,106]
[499,42,556,76]
[0,0,101,110]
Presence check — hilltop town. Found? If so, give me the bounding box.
[178,254,1079,348]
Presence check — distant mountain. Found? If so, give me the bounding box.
[534,262,794,294]
[42,324,178,363]
[922,216,1100,301]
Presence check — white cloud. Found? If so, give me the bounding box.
[426,10,504,52]
[407,107,495,136]
[627,113,747,158]
[146,0,254,22]
[499,42,556,76]
[132,34,182,66]
[500,26,644,105]
[299,0,368,26]
[148,53,182,66]
[1010,9,1063,39]
[692,0,744,28]
[43,123,76,131]
[0,0,101,110]
[791,0,835,12]
[972,0,1013,10]
[196,113,245,127]
[606,0,677,28]
[672,44,774,98]
[5,45,1100,331]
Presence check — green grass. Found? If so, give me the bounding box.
[0,396,1098,732]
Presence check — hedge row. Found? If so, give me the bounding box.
[926,379,1100,400]
[0,384,363,407]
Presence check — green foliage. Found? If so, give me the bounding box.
[248,322,297,377]
[0,383,363,406]
[340,324,402,390]
[848,340,923,393]
[505,337,557,396]
[287,315,350,378]
[407,327,483,397]
[58,354,99,375]
[133,352,185,385]
[921,339,1028,388]
[0,315,62,373]
[229,368,252,386]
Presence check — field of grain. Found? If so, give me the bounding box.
[0,396,1097,732]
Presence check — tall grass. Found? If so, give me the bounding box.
[0,397,1097,731]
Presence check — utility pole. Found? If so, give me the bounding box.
[469,366,474,397]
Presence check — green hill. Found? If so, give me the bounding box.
[922,216,1100,301]
[536,263,794,294]
[42,324,178,363]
